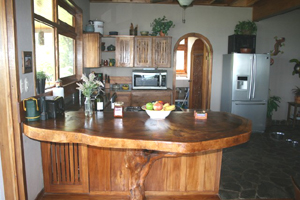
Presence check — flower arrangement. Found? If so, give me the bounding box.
[76,73,104,97]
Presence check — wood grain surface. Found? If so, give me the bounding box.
[23,111,251,153]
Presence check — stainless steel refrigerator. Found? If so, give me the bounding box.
[221,53,270,132]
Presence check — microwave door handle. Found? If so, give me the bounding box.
[159,75,162,86]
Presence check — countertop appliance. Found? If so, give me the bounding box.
[132,69,167,90]
[45,96,65,119]
[221,53,270,132]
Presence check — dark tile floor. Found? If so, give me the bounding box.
[219,123,300,199]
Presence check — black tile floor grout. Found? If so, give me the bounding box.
[219,124,300,199]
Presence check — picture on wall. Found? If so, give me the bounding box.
[22,51,33,74]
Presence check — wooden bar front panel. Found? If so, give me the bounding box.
[88,147,222,195]
[41,142,89,193]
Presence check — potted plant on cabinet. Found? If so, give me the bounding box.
[36,71,49,94]
[150,16,175,36]
[234,20,257,35]
[292,86,300,104]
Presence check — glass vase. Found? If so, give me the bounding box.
[84,96,93,117]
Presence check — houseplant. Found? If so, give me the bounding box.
[234,20,257,35]
[36,71,49,94]
[292,86,300,103]
[76,73,104,117]
[267,95,281,125]
[289,58,300,77]
[150,16,175,36]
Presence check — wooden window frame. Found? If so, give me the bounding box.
[176,38,188,75]
[32,0,83,92]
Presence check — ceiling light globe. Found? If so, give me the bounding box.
[177,0,193,7]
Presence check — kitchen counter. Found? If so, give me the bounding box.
[23,110,251,200]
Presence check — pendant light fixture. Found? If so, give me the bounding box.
[177,0,193,23]
[177,0,193,7]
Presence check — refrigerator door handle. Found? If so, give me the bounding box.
[252,54,256,99]
[234,102,266,105]
[249,56,253,99]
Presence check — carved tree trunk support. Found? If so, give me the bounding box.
[125,150,179,200]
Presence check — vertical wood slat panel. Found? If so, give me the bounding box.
[60,144,66,183]
[88,146,111,191]
[42,142,89,193]
[166,157,181,191]
[65,144,71,184]
[144,158,168,191]
[186,153,202,191]
[74,144,79,184]
[51,143,58,184]
[110,149,129,191]
[55,144,61,184]
[69,144,75,183]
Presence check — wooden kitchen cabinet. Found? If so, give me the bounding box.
[134,36,172,68]
[131,90,173,107]
[134,36,152,67]
[153,37,172,68]
[83,33,101,68]
[115,36,134,67]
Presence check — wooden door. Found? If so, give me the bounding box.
[153,37,172,68]
[83,33,101,68]
[41,142,89,193]
[115,36,134,67]
[134,36,152,67]
[189,39,204,109]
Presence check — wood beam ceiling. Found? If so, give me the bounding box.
[89,0,300,21]
[252,0,300,21]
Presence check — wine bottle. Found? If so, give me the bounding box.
[95,94,104,111]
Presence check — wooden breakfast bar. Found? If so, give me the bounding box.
[23,111,251,200]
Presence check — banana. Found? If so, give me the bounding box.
[163,103,170,108]
[164,105,175,111]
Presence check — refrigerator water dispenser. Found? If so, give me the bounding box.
[237,76,248,90]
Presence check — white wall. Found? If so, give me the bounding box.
[15,0,90,199]
[256,9,300,120]
[15,0,44,199]
[90,3,252,111]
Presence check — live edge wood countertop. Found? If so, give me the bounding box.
[23,111,252,154]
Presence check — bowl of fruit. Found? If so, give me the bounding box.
[142,101,175,119]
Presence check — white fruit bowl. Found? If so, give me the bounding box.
[142,105,171,119]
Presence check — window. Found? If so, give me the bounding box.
[33,0,82,89]
[176,38,188,75]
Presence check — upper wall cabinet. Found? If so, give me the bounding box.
[134,36,152,68]
[153,37,172,68]
[115,36,134,67]
[83,33,101,68]
[134,36,172,68]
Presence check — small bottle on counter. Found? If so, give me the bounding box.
[95,94,104,111]
[114,102,124,118]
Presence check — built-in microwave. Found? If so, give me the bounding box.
[132,69,167,89]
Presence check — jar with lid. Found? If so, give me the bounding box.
[114,102,124,118]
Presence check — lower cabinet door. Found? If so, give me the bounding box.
[41,142,89,193]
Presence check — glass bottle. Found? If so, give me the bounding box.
[94,93,104,111]
[114,102,124,118]
[84,96,93,117]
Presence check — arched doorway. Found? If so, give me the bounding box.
[173,33,213,110]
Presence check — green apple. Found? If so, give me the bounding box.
[146,102,153,110]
